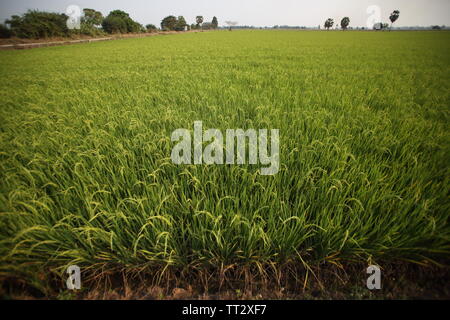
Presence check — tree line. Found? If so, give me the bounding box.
[160,15,218,31]
[323,10,400,31]
[0,8,219,39]
[0,7,408,39]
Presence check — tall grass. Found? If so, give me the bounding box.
[0,30,449,291]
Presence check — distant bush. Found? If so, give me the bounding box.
[102,10,143,34]
[82,8,103,27]
[212,16,219,29]
[146,24,158,32]
[102,16,128,34]
[79,24,105,37]
[161,16,178,31]
[175,16,187,31]
[0,24,11,38]
[1,8,194,39]
[80,8,105,36]
[5,10,69,38]
[161,16,187,31]
[136,23,147,33]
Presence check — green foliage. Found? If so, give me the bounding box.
[102,10,142,34]
[82,8,103,26]
[133,22,146,33]
[196,15,204,29]
[102,10,145,33]
[0,24,11,38]
[108,10,130,20]
[175,16,187,31]
[341,17,350,30]
[146,24,157,32]
[79,24,105,37]
[0,31,449,290]
[5,10,69,39]
[102,16,128,34]
[161,16,178,31]
[324,18,334,30]
[80,8,103,36]
[390,10,400,24]
[212,16,219,29]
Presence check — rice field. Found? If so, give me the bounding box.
[0,30,449,294]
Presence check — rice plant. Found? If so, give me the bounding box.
[0,30,449,293]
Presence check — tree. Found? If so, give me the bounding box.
[82,8,103,26]
[131,22,145,33]
[212,16,218,29]
[108,10,130,20]
[324,18,334,30]
[161,16,177,31]
[175,16,187,31]
[102,10,142,34]
[146,24,157,32]
[0,24,11,38]
[340,17,350,30]
[389,10,400,30]
[107,10,142,33]
[196,16,204,30]
[102,16,127,33]
[5,10,69,38]
[81,9,103,36]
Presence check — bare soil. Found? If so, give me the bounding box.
[2,262,449,300]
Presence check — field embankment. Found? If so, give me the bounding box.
[0,30,204,50]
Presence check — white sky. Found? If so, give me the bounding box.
[0,0,449,27]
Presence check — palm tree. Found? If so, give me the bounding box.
[340,17,350,30]
[389,10,400,31]
[196,16,204,31]
[324,18,334,30]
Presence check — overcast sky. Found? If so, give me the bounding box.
[0,0,449,27]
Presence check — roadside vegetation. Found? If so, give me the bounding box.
[0,8,220,40]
